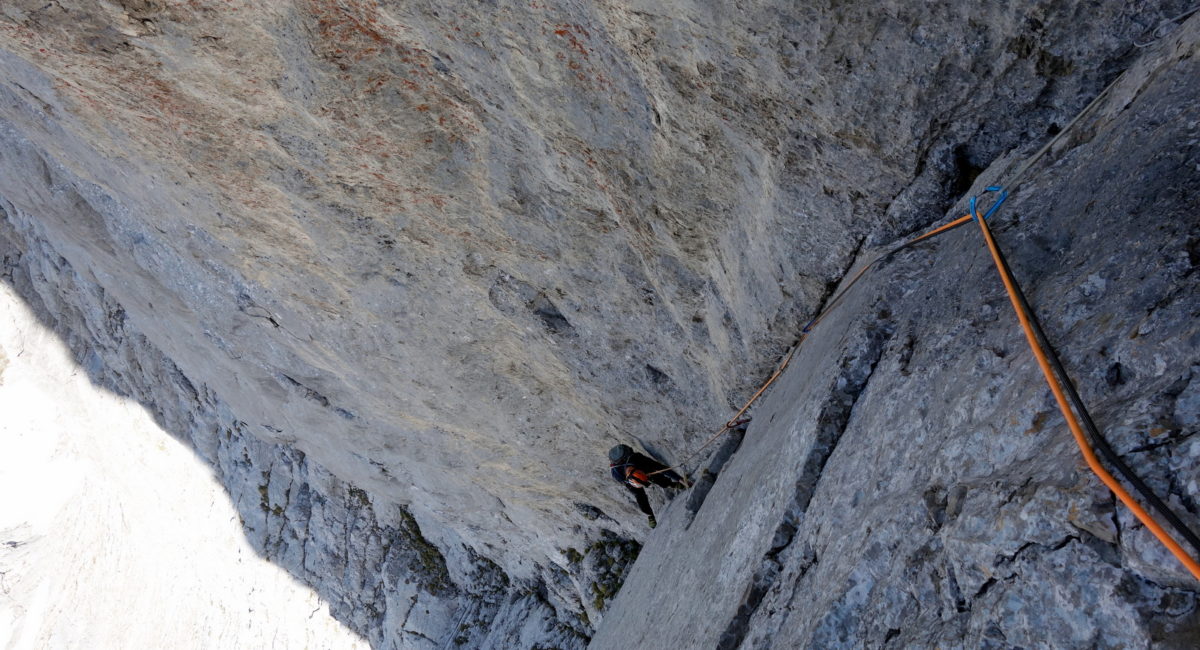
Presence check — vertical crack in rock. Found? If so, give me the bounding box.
[4,3,1200,647]
[683,235,882,530]
[684,427,747,524]
[716,313,894,650]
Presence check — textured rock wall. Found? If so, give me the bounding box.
[1,0,1196,646]
[0,205,587,647]
[0,268,368,649]
[593,16,1200,648]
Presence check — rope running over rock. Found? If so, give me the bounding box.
[972,192,1200,581]
[647,30,1200,577]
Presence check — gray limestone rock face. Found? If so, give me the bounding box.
[1,0,1198,647]
[0,206,589,648]
[592,16,1200,649]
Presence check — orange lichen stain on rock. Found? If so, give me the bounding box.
[551,23,591,60]
[363,75,391,94]
[311,0,392,52]
[537,19,617,94]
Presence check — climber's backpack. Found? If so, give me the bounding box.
[611,463,651,488]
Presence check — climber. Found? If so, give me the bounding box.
[608,444,686,528]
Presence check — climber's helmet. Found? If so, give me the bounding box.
[608,444,633,463]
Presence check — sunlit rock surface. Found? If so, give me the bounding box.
[0,0,1197,647]
[0,282,367,649]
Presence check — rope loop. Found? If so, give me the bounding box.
[969,186,1008,222]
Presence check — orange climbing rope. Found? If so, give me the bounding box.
[973,203,1200,581]
[648,189,1200,581]
[804,214,976,334]
[647,337,799,478]
[646,30,1200,577]
[648,210,978,478]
